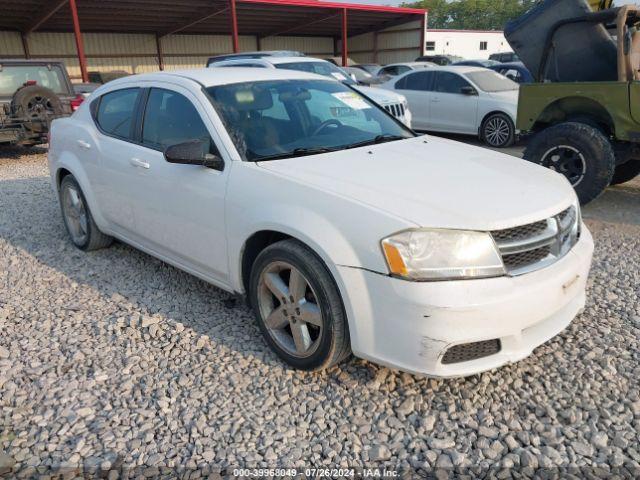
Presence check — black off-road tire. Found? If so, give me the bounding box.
[523,122,615,205]
[249,239,351,371]
[610,160,640,185]
[11,85,63,133]
[59,175,113,251]
[480,112,515,148]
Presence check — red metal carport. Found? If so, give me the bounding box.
[0,0,426,82]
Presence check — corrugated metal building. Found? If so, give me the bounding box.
[0,0,427,81]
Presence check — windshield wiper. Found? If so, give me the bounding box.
[342,134,407,150]
[253,146,336,162]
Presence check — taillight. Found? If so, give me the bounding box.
[70,94,85,112]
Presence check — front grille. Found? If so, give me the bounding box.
[442,339,501,364]
[491,219,548,242]
[491,206,579,275]
[384,103,405,119]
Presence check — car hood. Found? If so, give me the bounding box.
[354,85,404,104]
[257,135,575,231]
[487,89,519,102]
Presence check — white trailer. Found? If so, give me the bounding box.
[425,29,512,60]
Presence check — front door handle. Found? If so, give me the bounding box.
[129,157,150,169]
[431,97,440,103]
[77,140,91,149]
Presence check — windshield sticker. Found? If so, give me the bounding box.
[331,72,347,80]
[331,91,371,110]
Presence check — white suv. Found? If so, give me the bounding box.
[48,68,593,377]
[209,56,412,127]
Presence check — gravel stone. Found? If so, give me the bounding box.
[1,147,639,474]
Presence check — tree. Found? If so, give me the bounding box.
[402,0,537,31]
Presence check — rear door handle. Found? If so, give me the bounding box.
[129,157,150,169]
[77,140,91,149]
[431,97,440,103]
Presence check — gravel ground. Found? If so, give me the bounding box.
[1,145,639,478]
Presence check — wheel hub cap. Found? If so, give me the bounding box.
[257,261,323,358]
[62,185,88,244]
[485,117,510,146]
[541,145,587,187]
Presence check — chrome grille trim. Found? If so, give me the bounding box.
[384,103,404,119]
[491,206,579,276]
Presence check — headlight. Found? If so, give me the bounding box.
[381,229,505,281]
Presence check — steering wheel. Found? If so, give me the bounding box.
[312,119,343,136]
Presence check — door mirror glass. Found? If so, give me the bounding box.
[460,86,478,96]
[164,139,224,171]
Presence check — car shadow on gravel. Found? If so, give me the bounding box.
[582,179,640,227]
[0,145,47,160]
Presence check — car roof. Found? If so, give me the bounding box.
[258,56,331,65]
[106,67,327,88]
[434,65,489,74]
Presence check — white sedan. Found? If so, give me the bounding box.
[48,68,593,377]
[381,66,519,148]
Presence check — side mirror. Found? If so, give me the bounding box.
[164,139,224,171]
[460,86,478,96]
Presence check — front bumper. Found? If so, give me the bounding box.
[336,225,594,377]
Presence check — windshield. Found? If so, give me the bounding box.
[466,70,519,92]
[0,65,70,96]
[274,61,356,85]
[207,79,414,161]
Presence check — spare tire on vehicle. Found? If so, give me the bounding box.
[11,85,63,133]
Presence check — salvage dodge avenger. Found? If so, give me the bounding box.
[48,68,594,377]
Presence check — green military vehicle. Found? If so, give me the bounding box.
[505,0,640,204]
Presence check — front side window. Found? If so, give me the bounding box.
[433,72,471,94]
[207,79,414,161]
[95,88,140,139]
[142,88,213,151]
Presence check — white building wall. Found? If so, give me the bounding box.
[425,30,511,59]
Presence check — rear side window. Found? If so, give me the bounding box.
[95,88,139,139]
[142,88,213,151]
[398,71,434,91]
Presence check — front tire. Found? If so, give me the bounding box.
[249,239,351,371]
[59,175,113,251]
[523,122,615,205]
[610,160,640,185]
[481,112,515,148]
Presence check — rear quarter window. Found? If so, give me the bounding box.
[94,88,140,140]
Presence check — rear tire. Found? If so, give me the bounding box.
[523,122,615,205]
[610,160,640,185]
[59,175,113,251]
[481,112,515,148]
[249,239,351,371]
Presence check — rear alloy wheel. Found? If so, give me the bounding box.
[523,122,615,205]
[249,239,351,371]
[481,113,515,148]
[59,175,113,251]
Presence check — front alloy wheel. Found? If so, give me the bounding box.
[257,261,323,358]
[481,113,515,148]
[249,239,351,370]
